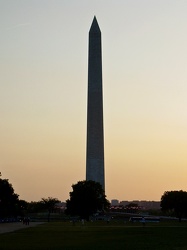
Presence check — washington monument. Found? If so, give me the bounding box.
[86,17,105,190]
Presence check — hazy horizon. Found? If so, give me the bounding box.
[1,0,187,202]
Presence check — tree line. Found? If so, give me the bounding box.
[1,172,187,222]
[0,172,60,221]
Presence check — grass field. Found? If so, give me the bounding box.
[0,221,187,250]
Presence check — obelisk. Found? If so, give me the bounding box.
[86,17,105,190]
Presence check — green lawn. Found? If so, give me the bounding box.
[0,221,187,250]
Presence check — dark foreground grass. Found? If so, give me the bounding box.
[0,221,187,250]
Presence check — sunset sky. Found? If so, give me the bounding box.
[1,0,187,202]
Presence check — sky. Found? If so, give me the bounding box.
[1,0,187,202]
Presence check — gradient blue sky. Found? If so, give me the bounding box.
[1,0,187,202]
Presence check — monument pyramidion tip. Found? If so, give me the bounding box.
[89,16,101,34]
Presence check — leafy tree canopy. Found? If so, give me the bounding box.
[161,190,187,222]
[0,173,19,217]
[66,180,110,220]
[41,197,60,222]
[41,197,60,212]
[27,201,45,213]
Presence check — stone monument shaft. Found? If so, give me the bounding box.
[86,17,105,190]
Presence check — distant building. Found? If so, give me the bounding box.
[139,200,160,210]
[119,200,160,210]
[111,199,119,206]
[56,202,66,212]
[119,201,129,207]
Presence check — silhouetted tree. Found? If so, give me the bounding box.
[161,190,187,222]
[27,201,45,214]
[0,174,19,217]
[66,180,110,220]
[41,197,60,222]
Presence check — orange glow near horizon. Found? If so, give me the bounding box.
[1,1,187,203]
